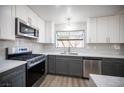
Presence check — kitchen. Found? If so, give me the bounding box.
[0,5,124,87]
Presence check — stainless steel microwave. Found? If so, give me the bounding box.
[15,18,39,39]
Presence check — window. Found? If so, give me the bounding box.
[56,31,84,48]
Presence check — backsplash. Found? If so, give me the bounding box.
[42,22,124,55]
[0,38,43,60]
[120,44,124,54]
[42,43,122,55]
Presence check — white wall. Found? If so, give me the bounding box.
[55,22,86,31]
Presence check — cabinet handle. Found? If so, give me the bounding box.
[108,37,110,43]
[106,37,108,43]
[89,38,91,43]
[99,60,102,74]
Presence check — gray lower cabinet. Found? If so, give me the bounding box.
[56,60,68,75]
[102,58,124,77]
[0,64,26,87]
[118,63,124,77]
[48,55,56,74]
[12,72,25,87]
[68,61,82,77]
[48,55,124,78]
[55,56,82,77]
[102,61,117,76]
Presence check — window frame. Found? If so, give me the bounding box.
[55,30,85,48]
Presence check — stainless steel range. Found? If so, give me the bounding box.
[6,47,46,87]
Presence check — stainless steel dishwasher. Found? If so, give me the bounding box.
[83,57,102,78]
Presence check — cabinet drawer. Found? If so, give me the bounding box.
[56,56,82,61]
[48,55,56,60]
[102,58,124,64]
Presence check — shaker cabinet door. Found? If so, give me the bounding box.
[108,16,119,43]
[102,62,118,76]
[87,18,97,43]
[102,59,124,77]
[0,5,15,40]
[68,61,82,77]
[96,17,108,43]
[119,15,124,43]
[56,60,68,75]
[48,55,56,74]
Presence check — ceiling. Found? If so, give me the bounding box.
[29,5,124,24]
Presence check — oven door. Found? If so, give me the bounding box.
[26,60,45,87]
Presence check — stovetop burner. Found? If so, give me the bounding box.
[9,54,44,61]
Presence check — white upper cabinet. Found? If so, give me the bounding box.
[119,15,124,43]
[37,20,55,43]
[87,15,120,43]
[96,17,108,43]
[108,15,119,43]
[16,5,38,27]
[0,5,15,40]
[87,18,97,43]
[37,17,45,43]
[45,21,55,43]
[16,6,28,22]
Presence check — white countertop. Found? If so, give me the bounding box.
[41,52,124,59]
[89,74,124,87]
[0,60,27,74]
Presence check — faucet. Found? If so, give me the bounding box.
[61,46,78,55]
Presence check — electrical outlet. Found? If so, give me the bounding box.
[113,45,120,50]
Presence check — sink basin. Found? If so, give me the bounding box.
[60,52,78,55]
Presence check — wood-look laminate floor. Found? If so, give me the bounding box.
[40,74,89,87]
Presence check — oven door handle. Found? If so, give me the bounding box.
[27,58,46,69]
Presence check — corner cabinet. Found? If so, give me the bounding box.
[37,18,55,44]
[86,15,120,43]
[44,21,55,43]
[37,21,54,43]
[0,5,15,40]
[37,17,45,43]
[47,55,56,74]
[33,16,55,43]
